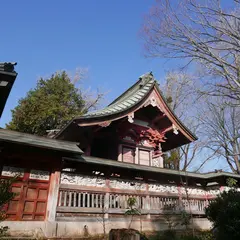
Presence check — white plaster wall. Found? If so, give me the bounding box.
[56,217,213,237]
[0,221,56,238]
[1,217,212,238]
[193,218,213,230]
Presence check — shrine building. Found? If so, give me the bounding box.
[0,71,239,238]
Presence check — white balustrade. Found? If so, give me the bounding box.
[58,190,105,209]
[109,194,146,209]
[57,189,214,215]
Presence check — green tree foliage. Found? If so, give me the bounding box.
[0,178,16,236]
[0,178,15,214]
[164,149,180,170]
[125,197,141,229]
[6,71,94,136]
[125,197,141,216]
[226,178,238,188]
[205,189,240,240]
[163,83,181,170]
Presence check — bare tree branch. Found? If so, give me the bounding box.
[142,0,240,102]
[162,71,213,171]
[198,98,240,173]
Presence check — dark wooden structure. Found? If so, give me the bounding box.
[0,130,82,221]
[0,62,17,117]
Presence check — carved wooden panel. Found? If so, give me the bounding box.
[6,184,22,220]
[1,167,50,221]
[19,184,48,221]
[139,149,150,166]
[17,183,48,221]
[122,147,135,164]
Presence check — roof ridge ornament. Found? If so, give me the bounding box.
[139,72,153,88]
[0,62,17,73]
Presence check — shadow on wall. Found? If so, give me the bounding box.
[0,213,211,238]
[150,204,212,234]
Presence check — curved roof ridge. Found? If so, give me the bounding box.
[79,72,155,119]
[108,72,154,106]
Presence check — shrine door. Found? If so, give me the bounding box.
[1,166,50,221]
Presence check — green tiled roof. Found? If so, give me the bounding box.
[55,72,197,142]
[77,72,155,119]
[65,155,240,181]
[0,129,83,154]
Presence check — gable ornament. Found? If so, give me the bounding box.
[128,112,134,123]
[172,124,179,135]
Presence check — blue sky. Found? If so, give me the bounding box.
[0,0,177,127]
[1,0,232,172]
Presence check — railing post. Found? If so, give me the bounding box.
[46,168,61,221]
[104,179,110,219]
[177,186,183,211]
[145,184,150,219]
[104,192,109,219]
[145,195,151,219]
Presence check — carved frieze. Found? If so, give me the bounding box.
[149,184,207,196]
[205,189,220,195]
[29,169,50,180]
[149,184,179,194]
[148,184,240,196]
[219,186,240,193]
[205,187,240,195]
[60,172,240,197]
[1,166,25,177]
[61,173,106,187]
[184,188,206,195]
[110,179,146,191]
